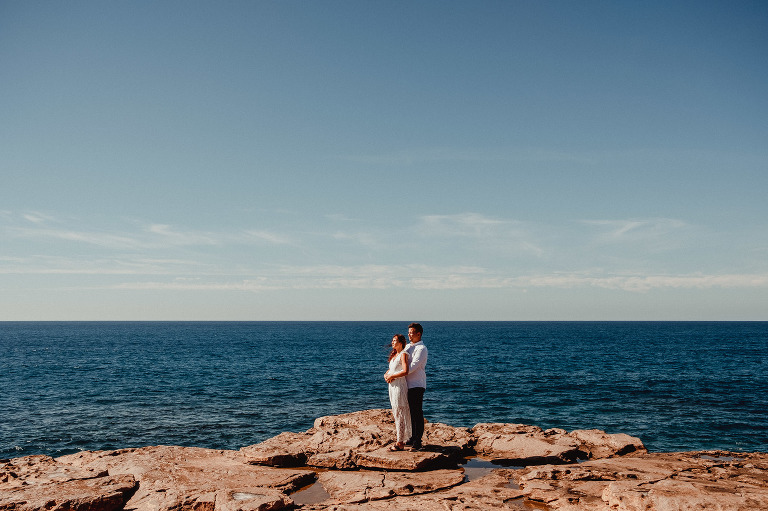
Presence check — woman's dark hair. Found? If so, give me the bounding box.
[388,334,407,362]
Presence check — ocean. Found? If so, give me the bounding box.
[1,321,766,460]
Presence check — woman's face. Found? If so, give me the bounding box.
[391,336,403,351]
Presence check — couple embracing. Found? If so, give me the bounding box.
[384,322,427,451]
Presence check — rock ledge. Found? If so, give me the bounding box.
[2,409,766,511]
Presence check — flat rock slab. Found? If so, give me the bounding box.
[242,409,466,471]
[1,454,108,487]
[567,429,646,459]
[353,446,453,471]
[317,468,464,503]
[56,445,315,511]
[302,469,524,510]
[242,409,644,471]
[472,423,645,464]
[422,421,474,455]
[6,411,764,511]
[240,431,312,467]
[0,455,137,511]
[513,451,768,510]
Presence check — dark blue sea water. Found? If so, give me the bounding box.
[1,321,767,460]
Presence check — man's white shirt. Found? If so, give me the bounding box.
[404,341,428,389]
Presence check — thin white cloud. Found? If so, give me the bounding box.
[109,265,768,293]
[325,213,357,222]
[419,213,508,236]
[114,278,281,291]
[0,256,203,275]
[144,224,296,247]
[3,213,294,250]
[22,212,59,224]
[112,264,487,291]
[518,272,768,292]
[581,218,689,243]
[328,230,381,249]
[8,227,145,250]
[5,211,767,297]
[280,263,485,277]
[146,224,220,246]
[417,212,545,257]
[242,230,294,245]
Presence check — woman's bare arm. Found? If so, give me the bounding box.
[385,352,409,382]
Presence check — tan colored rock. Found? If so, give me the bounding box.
[0,473,137,511]
[1,454,107,487]
[132,487,291,511]
[242,409,456,471]
[5,412,764,511]
[317,468,464,503]
[57,445,314,511]
[513,451,768,511]
[240,431,311,467]
[473,423,583,464]
[0,455,137,511]
[243,410,642,473]
[305,450,356,470]
[473,423,645,465]
[241,410,391,468]
[302,469,524,510]
[436,469,526,510]
[568,429,645,459]
[423,421,474,455]
[352,446,455,471]
[302,409,395,462]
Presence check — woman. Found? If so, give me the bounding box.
[384,334,411,451]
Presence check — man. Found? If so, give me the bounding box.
[403,322,428,450]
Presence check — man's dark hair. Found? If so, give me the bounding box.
[408,322,423,334]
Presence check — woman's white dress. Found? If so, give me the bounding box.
[387,352,412,444]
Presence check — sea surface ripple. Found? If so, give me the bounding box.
[1,321,766,459]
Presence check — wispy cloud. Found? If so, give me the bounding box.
[22,212,59,224]
[110,265,768,293]
[420,213,509,236]
[0,255,203,275]
[329,230,381,249]
[3,213,294,250]
[416,212,544,257]
[9,227,145,250]
[113,264,488,291]
[242,230,294,245]
[581,218,690,243]
[517,272,768,292]
[113,278,281,291]
[146,224,219,246]
[5,211,767,297]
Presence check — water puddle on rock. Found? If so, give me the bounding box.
[461,457,522,488]
[290,472,330,506]
[290,458,529,506]
[462,458,546,510]
[700,454,741,462]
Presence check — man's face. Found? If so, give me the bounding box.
[408,328,422,343]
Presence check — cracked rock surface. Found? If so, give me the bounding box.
[513,451,768,510]
[2,410,767,510]
[241,409,642,470]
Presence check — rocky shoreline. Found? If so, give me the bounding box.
[2,409,767,510]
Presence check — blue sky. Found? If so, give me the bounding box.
[2,0,767,320]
